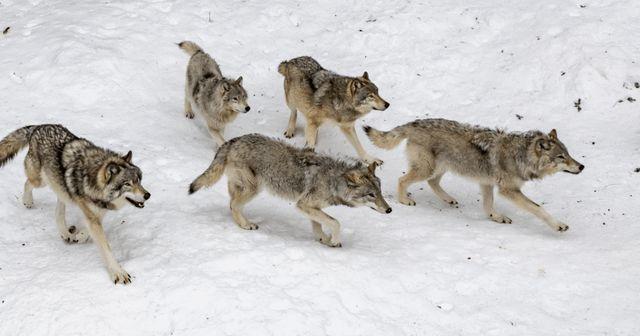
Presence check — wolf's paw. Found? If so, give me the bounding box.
[61,226,90,244]
[23,200,34,209]
[239,222,259,230]
[284,129,295,138]
[109,267,132,285]
[554,222,569,232]
[318,236,342,248]
[490,213,512,224]
[399,197,416,206]
[445,199,459,208]
[185,111,194,119]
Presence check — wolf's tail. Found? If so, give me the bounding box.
[188,141,232,194]
[362,124,408,150]
[178,41,203,56]
[0,125,36,167]
[277,60,289,76]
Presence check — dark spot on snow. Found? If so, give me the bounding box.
[467,257,471,260]
[2,27,9,35]
[635,82,640,88]
[602,222,606,225]
[358,29,363,32]
[591,141,595,145]
[627,97,636,102]
[21,243,25,246]
[515,114,523,120]
[634,167,640,173]
[574,98,582,112]
[579,4,587,8]
[437,305,442,309]
[560,71,566,76]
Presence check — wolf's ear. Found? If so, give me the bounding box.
[367,161,378,175]
[344,170,364,187]
[123,151,132,163]
[536,138,551,152]
[349,79,363,95]
[104,162,121,182]
[235,76,243,85]
[549,129,557,139]
[222,81,230,91]
[362,71,369,80]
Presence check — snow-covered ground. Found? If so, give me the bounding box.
[1,0,639,334]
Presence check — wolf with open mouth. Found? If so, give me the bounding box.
[0,124,150,284]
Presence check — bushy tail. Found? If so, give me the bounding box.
[188,142,231,194]
[277,60,289,76]
[0,125,36,167]
[362,124,407,149]
[178,41,203,56]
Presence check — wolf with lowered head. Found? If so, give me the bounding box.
[0,124,150,284]
[189,134,392,247]
[364,118,584,232]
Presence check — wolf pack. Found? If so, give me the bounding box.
[0,41,585,284]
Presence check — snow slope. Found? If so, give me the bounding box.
[1,0,639,335]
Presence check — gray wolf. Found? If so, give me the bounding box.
[188,133,392,247]
[179,41,250,146]
[0,124,151,284]
[278,56,389,164]
[364,118,584,232]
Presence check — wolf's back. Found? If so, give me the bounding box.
[0,125,37,167]
[278,56,324,78]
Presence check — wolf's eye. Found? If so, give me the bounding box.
[124,182,132,187]
[556,155,566,160]
[232,97,239,102]
[368,193,375,198]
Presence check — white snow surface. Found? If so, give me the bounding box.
[1,0,639,335]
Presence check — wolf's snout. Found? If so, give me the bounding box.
[143,192,151,200]
[578,164,585,172]
[244,106,251,112]
[384,102,390,109]
[385,207,392,214]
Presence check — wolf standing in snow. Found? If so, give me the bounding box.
[278,56,390,164]
[188,134,392,247]
[179,41,250,146]
[364,119,584,232]
[0,125,150,284]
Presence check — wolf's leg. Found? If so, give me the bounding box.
[77,201,131,284]
[22,181,34,208]
[284,105,297,138]
[304,122,319,149]
[339,124,382,165]
[427,173,458,207]
[311,220,331,244]
[206,124,226,146]
[184,81,194,119]
[499,188,568,232]
[297,204,341,247]
[480,185,511,224]
[228,176,259,230]
[22,152,42,208]
[398,145,434,206]
[56,199,90,243]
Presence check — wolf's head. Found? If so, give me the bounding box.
[349,72,390,113]
[100,151,150,209]
[533,129,584,176]
[220,76,250,113]
[341,162,392,214]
